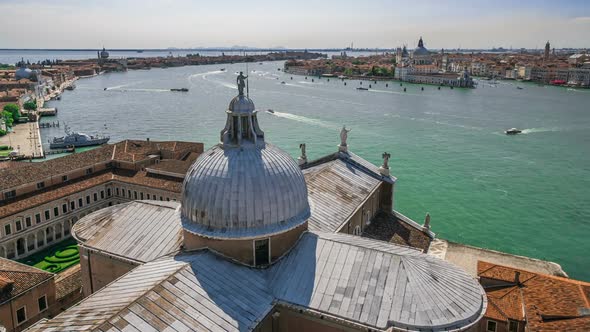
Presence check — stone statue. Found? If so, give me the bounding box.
[299,143,307,159]
[424,212,431,230]
[382,152,391,169]
[340,125,351,146]
[237,71,248,96]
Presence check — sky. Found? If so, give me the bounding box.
[1,0,589,49]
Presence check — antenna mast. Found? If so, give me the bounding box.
[246,54,249,97]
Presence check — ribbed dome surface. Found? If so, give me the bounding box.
[181,143,310,239]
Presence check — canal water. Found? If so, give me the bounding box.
[38,61,590,280]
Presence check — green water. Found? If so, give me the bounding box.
[41,62,590,280]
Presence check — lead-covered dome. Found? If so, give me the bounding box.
[181,84,310,239]
[181,143,310,239]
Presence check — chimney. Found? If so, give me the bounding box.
[514,271,521,285]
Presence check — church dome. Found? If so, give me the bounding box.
[414,36,429,56]
[181,143,310,239]
[15,67,32,80]
[181,80,310,240]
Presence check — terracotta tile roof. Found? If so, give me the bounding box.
[55,264,81,300]
[0,257,54,304]
[0,145,114,191]
[478,261,590,331]
[112,169,183,193]
[0,172,113,218]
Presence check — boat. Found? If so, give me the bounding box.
[516,86,523,90]
[65,84,76,91]
[49,124,110,149]
[170,88,189,92]
[356,87,369,91]
[280,81,286,84]
[137,50,144,53]
[266,109,275,114]
[220,68,226,71]
[550,79,566,86]
[504,128,522,135]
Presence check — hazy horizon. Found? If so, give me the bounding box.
[1,0,589,49]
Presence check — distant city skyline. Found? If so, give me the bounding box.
[1,0,589,49]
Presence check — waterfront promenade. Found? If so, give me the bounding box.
[0,120,43,158]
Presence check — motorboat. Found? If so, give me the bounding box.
[516,86,523,90]
[49,124,109,149]
[356,87,369,91]
[171,88,189,92]
[220,68,226,71]
[280,81,286,84]
[266,109,275,114]
[504,128,522,135]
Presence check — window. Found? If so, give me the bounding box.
[166,197,170,201]
[486,320,497,332]
[70,201,75,210]
[16,306,27,325]
[508,320,518,332]
[78,198,83,207]
[4,224,11,236]
[160,196,163,201]
[25,216,32,227]
[35,214,41,224]
[128,190,131,198]
[45,210,50,220]
[93,193,98,202]
[146,193,150,200]
[54,207,59,217]
[140,192,144,200]
[86,195,90,204]
[100,190,105,199]
[38,295,47,312]
[85,168,93,175]
[107,188,111,197]
[62,203,67,214]
[15,220,22,232]
[353,225,361,236]
[4,190,16,199]
[116,188,120,196]
[134,191,138,200]
[254,238,270,266]
[62,175,68,182]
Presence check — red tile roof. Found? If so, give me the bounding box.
[478,261,590,331]
[0,257,54,304]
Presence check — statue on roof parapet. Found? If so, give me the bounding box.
[338,125,351,152]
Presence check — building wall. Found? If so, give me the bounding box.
[0,278,55,332]
[256,306,362,332]
[0,183,115,260]
[79,246,139,296]
[183,222,308,267]
[336,182,393,236]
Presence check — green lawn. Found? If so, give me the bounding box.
[19,238,80,273]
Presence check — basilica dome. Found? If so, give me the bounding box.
[181,90,310,239]
[414,36,429,56]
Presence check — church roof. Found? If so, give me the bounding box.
[72,200,183,263]
[27,232,486,331]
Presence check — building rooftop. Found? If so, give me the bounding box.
[303,151,394,233]
[0,257,54,304]
[72,201,182,263]
[478,261,590,331]
[27,231,487,332]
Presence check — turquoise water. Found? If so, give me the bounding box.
[41,62,590,280]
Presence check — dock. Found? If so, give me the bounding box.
[39,121,60,128]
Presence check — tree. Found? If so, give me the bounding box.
[2,111,14,128]
[23,100,37,111]
[2,103,20,122]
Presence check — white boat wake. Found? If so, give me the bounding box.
[266,111,338,130]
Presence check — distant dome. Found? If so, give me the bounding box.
[100,47,109,59]
[414,36,429,56]
[15,67,32,80]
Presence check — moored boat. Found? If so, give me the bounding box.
[49,124,110,149]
